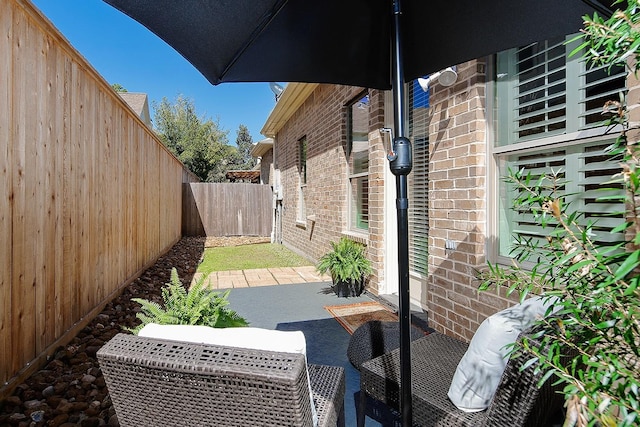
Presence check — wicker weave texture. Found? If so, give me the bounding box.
[359,332,565,427]
[484,337,567,427]
[308,365,346,427]
[361,333,483,427]
[347,320,425,370]
[97,333,345,427]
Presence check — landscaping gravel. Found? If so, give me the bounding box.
[0,236,207,427]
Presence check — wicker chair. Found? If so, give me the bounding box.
[97,333,346,427]
[358,331,565,427]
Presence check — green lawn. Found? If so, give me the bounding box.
[197,243,314,274]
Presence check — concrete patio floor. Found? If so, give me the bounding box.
[224,279,390,427]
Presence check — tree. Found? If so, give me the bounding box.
[235,124,255,170]
[479,2,640,425]
[207,144,242,182]
[111,83,127,92]
[153,95,229,182]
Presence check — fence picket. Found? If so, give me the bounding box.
[1,0,191,399]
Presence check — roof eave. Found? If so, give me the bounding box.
[250,137,274,158]
[260,83,319,138]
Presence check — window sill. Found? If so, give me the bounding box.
[341,230,368,245]
[295,220,307,230]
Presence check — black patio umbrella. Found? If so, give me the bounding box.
[102,1,614,425]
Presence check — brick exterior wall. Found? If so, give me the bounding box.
[273,85,386,293]
[267,56,636,345]
[272,58,632,343]
[259,149,273,185]
[425,60,514,341]
[271,72,515,341]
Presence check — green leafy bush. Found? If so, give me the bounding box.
[316,237,372,282]
[479,4,640,424]
[128,268,248,335]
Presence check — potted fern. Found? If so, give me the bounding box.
[128,268,248,334]
[317,237,372,297]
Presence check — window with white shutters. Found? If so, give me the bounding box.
[493,35,626,262]
[348,93,369,232]
[409,80,430,276]
[297,136,307,222]
[495,36,625,145]
[497,142,624,260]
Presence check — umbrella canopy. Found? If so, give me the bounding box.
[103,0,612,90]
[102,0,615,425]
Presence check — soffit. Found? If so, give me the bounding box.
[250,137,274,157]
[260,83,319,137]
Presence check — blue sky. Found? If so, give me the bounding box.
[31,0,280,144]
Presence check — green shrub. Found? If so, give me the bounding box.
[128,267,248,335]
[316,237,372,282]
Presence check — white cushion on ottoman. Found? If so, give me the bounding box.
[447,296,556,412]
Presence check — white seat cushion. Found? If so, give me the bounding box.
[139,324,307,353]
[447,296,557,412]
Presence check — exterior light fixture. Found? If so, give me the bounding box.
[417,66,458,92]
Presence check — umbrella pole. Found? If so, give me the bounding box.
[389,1,412,426]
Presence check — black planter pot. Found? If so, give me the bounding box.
[332,277,365,297]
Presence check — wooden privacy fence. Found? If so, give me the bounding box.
[0,0,194,399]
[182,183,273,236]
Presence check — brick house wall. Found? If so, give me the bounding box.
[271,84,387,293]
[259,149,273,185]
[268,73,509,341]
[263,55,633,344]
[424,60,513,341]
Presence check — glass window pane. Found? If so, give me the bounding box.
[497,142,624,260]
[299,137,307,184]
[408,81,430,276]
[351,176,369,230]
[348,93,369,233]
[298,136,307,221]
[351,141,369,174]
[350,95,369,175]
[495,36,626,146]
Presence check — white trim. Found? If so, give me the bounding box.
[486,57,499,263]
[492,126,623,155]
[383,90,399,296]
[340,230,368,244]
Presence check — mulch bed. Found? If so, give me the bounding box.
[0,237,208,427]
[205,235,270,247]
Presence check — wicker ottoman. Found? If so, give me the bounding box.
[347,320,425,370]
[358,332,567,427]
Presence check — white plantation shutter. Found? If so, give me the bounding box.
[580,143,625,245]
[499,142,624,259]
[500,148,567,256]
[514,37,567,140]
[496,36,626,144]
[409,80,430,276]
[582,66,626,126]
[494,35,626,262]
